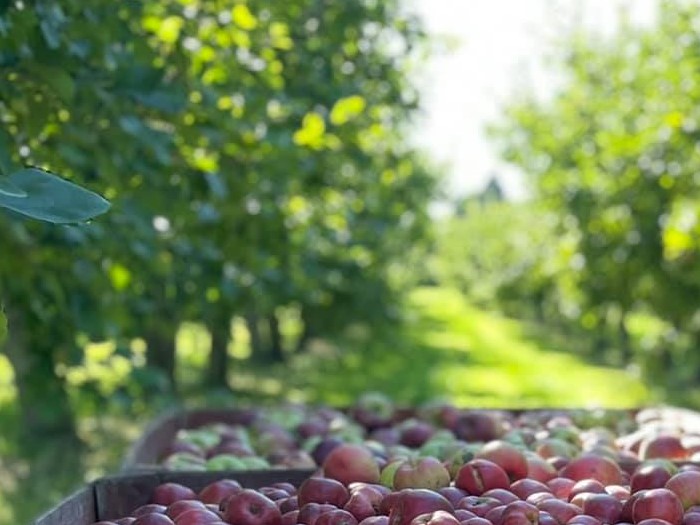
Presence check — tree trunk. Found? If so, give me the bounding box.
[618,313,631,365]
[295,305,314,353]
[268,313,284,362]
[207,318,231,389]
[246,313,263,358]
[145,327,176,391]
[3,303,76,437]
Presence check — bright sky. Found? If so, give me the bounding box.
[411,0,658,201]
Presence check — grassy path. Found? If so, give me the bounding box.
[242,287,652,407]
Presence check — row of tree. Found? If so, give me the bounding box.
[435,0,700,393]
[0,0,439,435]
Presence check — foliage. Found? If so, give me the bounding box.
[0,0,438,434]
[489,0,700,383]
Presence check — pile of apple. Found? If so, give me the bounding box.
[157,394,700,472]
[98,437,700,525]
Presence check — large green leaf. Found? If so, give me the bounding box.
[0,168,110,223]
[0,176,26,197]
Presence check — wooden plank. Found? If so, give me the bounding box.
[32,486,96,525]
[94,470,316,521]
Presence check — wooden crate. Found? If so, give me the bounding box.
[33,469,316,525]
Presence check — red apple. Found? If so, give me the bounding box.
[482,489,519,505]
[632,466,673,493]
[477,441,529,482]
[682,513,700,525]
[510,479,551,500]
[541,511,560,525]
[457,497,503,518]
[388,489,454,525]
[360,517,390,525]
[566,516,602,525]
[461,518,492,525]
[133,515,174,525]
[640,436,687,461]
[399,420,436,448]
[581,494,623,524]
[323,444,381,485]
[527,455,558,483]
[527,493,555,506]
[133,505,167,517]
[569,480,606,500]
[316,509,359,525]
[439,488,470,507]
[547,478,576,500]
[298,503,339,525]
[166,501,207,520]
[222,489,282,525]
[277,497,298,514]
[605,486,630,503]
[455,460,510,495]
[280,511,298,525]
[632,488,683,525]
[152,484,198,506]
[537,500,581,525]
[298,477,351,508]
[410,510,460,525]
[454,510,477,521]
[665,471,700,509]
[560,455,623,486]
[199,480,243,505]
[394,457,451,491]
[636,520,674,525]
[500,501,539,525]
[484,505,507,525]
[271,483,297,496]
[258,488,290,502]
[173,509,221,525]
[345,491,380,521]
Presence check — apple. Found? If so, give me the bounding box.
[526,493,555,506]
[605,485,631,503]
[453,412,505,442]
[258,488,290,502]
[133,505,167,517]
[455,459,510,495]
[632,488,684,525]
[454,510,477,522]
[165,501,207,520]
[639,436,687,461]
[360,517,390,525]
[199,479,243,505]
[133,515,175,525]
[298,476,351,508]
[665,471,700,509]
[636,520,674,525]
[345,491,380,521]
[271,483,297,496]
[457,497,503,518]
[277,497,298,514]
[580,494,623,524]
[324,444,381,485]
[482,489,519,505]
[536,439,578,460]
[351,392,395,430]
[510,479,551,500]
[483,504,507,525]
[547,478,576,500]
[536,500,580,525]
[152,483,198,506]
[399,420,436,448]
[371,428,403,447]
[500,501,539,525]
[632,466,674,493]
[316,509,360,525]
[461,518,493,525]
[569,480,606,499]
[280,510,298,525]
[409,510,460,525]
[173,509,221,525]
[298,503,339,525]
[222,489,281,525]
[540,511,560,525]
[566,516,602,525]
[438,488,470,507]
[560,454,623,485]
[388,489,454,525]
[312,438,345,466]
[682,514,700,525]
[393,457,451,491]
[526,455,558,483]
[476,441,529,482]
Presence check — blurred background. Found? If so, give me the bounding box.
[1,0,699,522]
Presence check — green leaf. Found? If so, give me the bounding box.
[0,176,26,197]
[330,95,367,125]
[0,168,110,224]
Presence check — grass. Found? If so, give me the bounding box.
[0,286,653,524]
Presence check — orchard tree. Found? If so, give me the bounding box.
[492,0,700,376]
